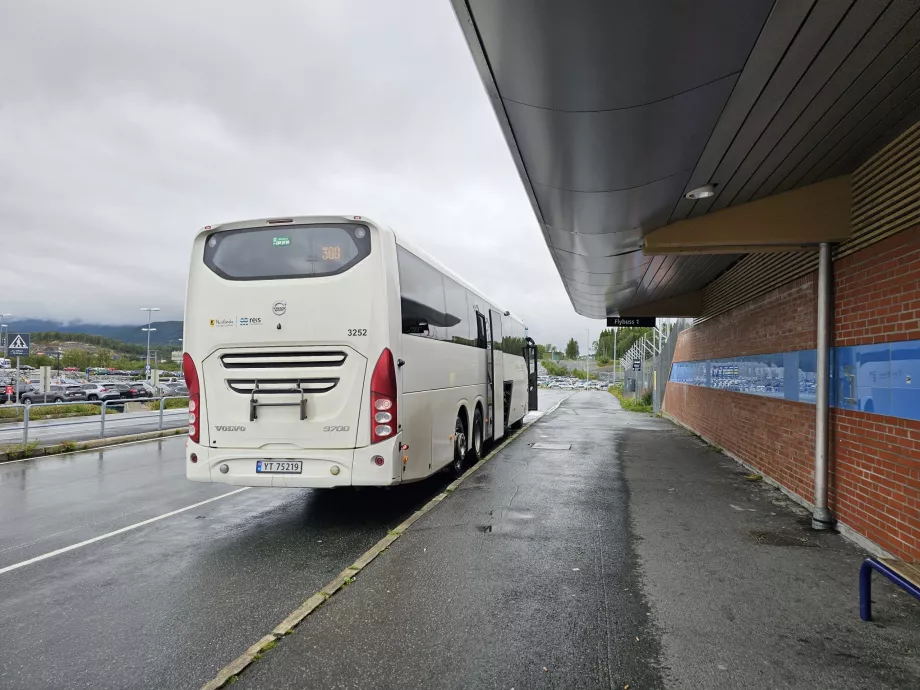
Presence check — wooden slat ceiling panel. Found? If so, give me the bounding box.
[698,119,920,321]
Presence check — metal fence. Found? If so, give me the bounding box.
[1,396,189,447]
[619,319,692,411]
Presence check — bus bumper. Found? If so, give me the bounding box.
[186,435,403,488]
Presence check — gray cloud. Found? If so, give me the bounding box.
[0,0,600,349]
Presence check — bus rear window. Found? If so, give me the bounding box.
[203,223,371,280]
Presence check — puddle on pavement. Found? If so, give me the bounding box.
[748,530,818,547]
[478,508,534,534]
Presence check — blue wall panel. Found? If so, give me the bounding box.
[668,338,920,422]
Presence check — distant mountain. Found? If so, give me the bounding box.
[5,319,183,346]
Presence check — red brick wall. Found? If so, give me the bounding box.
[675,274,816,361]
[835,225,920,346]
[832,409,920,559]
[663,226,920,561]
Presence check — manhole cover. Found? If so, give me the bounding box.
[531,443,572,450]
[749,530,816,547]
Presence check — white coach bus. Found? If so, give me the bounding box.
[183,215,535,488]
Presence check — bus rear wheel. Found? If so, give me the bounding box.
[469,407,483,462]
[450,415,467,477]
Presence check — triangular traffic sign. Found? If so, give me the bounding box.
[8,335,27,350]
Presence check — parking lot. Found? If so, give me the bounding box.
[538,374,609,391]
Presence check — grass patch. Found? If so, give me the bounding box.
[608,385,653,413]
[1,440,41,457]
[59,440,78,452]
[541,361,568,376]
[0,404,121,420]
[146,398,189,411]
[260,639,278,653]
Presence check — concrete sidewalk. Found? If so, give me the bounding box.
[234,392,920,689]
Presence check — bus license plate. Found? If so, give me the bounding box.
[256,461,303,474]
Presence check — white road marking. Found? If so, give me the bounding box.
[0,487,250,576]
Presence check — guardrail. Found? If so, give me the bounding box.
[1,396,189,447]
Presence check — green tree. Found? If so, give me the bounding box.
[565,337,579,360]
[595,326,655,361]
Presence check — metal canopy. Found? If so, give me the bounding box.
[451,0,920,318]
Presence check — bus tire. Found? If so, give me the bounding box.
[469,407,484,462]
[450,415,467,477]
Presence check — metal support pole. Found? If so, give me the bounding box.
[101,400,108,438]
[146,310,152,382]
[23,405,29,446]
[613,327,618,387]
[159,396,166,431]
[813,242,834,530]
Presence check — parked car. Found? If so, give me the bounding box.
[21,385,87,405]
[81,383,121,402]
[128,383,153,398]
[106,383,135,399]
[170,385,189,396]
[0,383,34,404]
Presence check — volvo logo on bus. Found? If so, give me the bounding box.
[215,425,246,432]
[272,301,286,315]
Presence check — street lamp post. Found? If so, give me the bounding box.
[586,328,590,382]
[0,313,11,353]
[613,327,618,387]
[141,307,160,383]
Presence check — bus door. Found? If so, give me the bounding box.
[523,337,538,411]
[489,309,505,440]
[480,312,495,441]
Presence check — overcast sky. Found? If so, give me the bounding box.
[0,0,599,349]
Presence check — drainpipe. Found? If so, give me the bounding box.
[813,242,834,530]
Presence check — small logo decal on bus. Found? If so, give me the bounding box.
[210,318,235,328]
[239,317,262,326]
[272,301,287,316]
[215,425,246,431]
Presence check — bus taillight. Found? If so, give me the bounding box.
[370,348,397,444]
[183,352,201,444]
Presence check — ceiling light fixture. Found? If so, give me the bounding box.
[685,184,717,200]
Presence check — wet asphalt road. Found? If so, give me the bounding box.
[0,409,187,446]
[0,438,456,689]
[0,390,571,690]
[237,391,662,690]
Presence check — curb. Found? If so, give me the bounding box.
[0,426,189,463]
[199,398,572,690]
